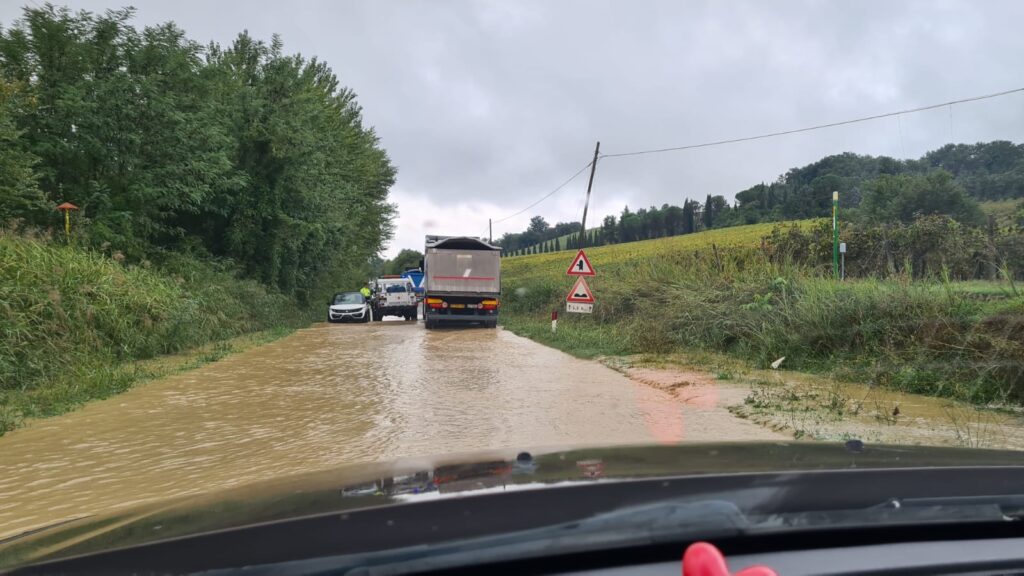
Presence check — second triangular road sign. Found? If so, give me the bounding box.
[566,249,596,276]
[565,277,596,303]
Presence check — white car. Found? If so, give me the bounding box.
[327,292,371,323]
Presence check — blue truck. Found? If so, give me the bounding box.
[400,268,425,297]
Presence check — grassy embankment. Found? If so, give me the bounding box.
[501,221,1024,405]
[0,233,310,434]
[980,198,1024,228]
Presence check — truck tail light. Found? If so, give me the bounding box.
[426,298,443,309]
[481,299,499,310]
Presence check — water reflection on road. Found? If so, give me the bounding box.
[0,321,772,539]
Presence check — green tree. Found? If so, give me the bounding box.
[0,6,396,305]
[861,171,983,226]
[619,207,640,242]
[707,195,729,227]
[601,214,618,243]
[662,204,683,236]
[682,200,695,233]
[384,248,423,275]
[0,79,46,222]
[527,215,549,235]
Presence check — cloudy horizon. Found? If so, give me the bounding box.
[4,0,1023,257]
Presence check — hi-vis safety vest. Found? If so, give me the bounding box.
[360,287,371,298]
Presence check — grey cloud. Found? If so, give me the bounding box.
[4,0,1023,245]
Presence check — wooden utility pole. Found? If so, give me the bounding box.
[488,218,492,244]
[578,141,600,248]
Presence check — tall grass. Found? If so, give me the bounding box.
[502,222,1024,404]
[0,233,309,433]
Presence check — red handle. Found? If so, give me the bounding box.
[682,542,777,576]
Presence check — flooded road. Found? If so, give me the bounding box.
[0,322,776,539]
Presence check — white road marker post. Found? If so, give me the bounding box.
[551,310,558,333]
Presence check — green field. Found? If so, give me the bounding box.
[501,221,1024,405]
[504,221,788,278]
[980,199,1024,228]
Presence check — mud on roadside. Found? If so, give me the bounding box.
[601,353,1024,451]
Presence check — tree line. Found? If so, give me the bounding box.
[499,140,1022,257]
[727,141,1023,225]
[0,5,395,305]
[498,194,730,256]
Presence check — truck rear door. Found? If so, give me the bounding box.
[424,249,501,294]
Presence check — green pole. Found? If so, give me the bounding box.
[832,191,839,279]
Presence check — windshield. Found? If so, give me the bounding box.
[2,0,1023,572]
[332,293,365,305]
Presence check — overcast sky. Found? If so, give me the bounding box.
[3,1,1023,257]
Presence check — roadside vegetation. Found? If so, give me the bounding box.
[0,231,308,434]
[0,6,395,431]
[0,6,395,306]
[502,219,1024,406]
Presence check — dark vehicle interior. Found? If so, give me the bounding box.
[14,465,1024,575]
[332,293,365,305]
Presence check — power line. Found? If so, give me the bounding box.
[600,86,1024,159]
[490,160,594,226]
[489,85,1024,240]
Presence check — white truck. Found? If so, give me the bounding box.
[369,276,418,321]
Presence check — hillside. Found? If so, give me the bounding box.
[500,221,1024,405]
[499,140,1024,256]
[980,198,1024,228]
[503,221,787,280]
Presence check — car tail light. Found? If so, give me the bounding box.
[426,297,443,309]
[481,299,499,310]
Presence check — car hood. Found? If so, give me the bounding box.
[3,441,1023,569]
[330,304,364,310]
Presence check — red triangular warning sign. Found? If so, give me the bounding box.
[566,277,596,303]
[566,249,596,276]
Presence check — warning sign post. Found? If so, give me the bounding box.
[566,249,596,276]
[565,250,596,314]
[566,276,595,303]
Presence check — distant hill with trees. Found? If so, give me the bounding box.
[499,140,1024,256]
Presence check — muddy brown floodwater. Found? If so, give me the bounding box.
[0,322,778,540]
